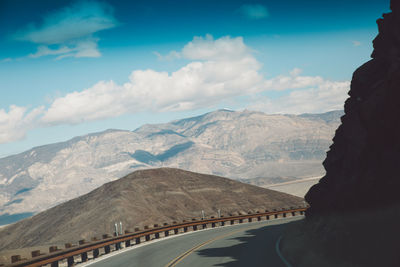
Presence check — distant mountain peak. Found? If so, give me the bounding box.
[0,109,342,224]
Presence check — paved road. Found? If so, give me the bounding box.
[83,216,302,267]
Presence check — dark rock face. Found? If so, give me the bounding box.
[305,0,400,215]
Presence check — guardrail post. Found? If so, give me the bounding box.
[101,234,111,254]
[155,232,160,239]
[184,226,188,232]
[274,214,278,219]
[174,229,179,235]
[31,250,42,257]
[11,255,21,263]
[49,246,59,253]
[257,216,261,221]
[93,248,100,258]
[248,217,253,222]
[164,230,169,237]
[266,215,270,220]
[283,212,287,217]
[212,222,216,228]
[193,225,198,231]
[221,221,225,226]
[125,240,131,247]
[67,256,74,267]
[135,237,141,244]
[145,234,150,241]
[230,219,234,225]
[239,219,243,223]
[51,261,59,267]
[202,223,207,229]
[78,240,88,261]
[292,211,296,216]
[81,252,88,262]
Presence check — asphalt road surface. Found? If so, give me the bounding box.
[83,216,303,267]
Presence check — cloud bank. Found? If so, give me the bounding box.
[1,35,349,144]
[15,1,118,59]
[250,80,350,114]
[42,35,264,124]
[0,106,44,144]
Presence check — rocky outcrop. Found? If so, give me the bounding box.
[305,0,400,215]
[280,1,400,266]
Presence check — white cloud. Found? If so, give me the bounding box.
[1,35,350,144]
[262,72,325,91]
[250,79,350,114]
[15,1,117,59]
[0,106,44,144]
[29,38,101,60]
[42,35,264,124]
[154,34,252,61]
[29,45,72,58]
[238,4,269,20]
[153,51,181,61]
[181,34,251,61]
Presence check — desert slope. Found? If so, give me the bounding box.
[0,168,303,251]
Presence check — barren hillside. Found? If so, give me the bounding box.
[0,168,303,252]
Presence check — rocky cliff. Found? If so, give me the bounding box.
[282,1,400,266]
[305,0,400,215]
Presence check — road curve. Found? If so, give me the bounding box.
[82,216,302,267]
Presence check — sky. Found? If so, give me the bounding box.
[0,0,391,157]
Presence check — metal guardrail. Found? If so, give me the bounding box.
[5,207,306,267]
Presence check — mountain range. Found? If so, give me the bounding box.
[0,109,342,223]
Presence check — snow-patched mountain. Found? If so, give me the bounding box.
[0,109,342,220]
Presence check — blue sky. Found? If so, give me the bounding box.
[0,0,390,156]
